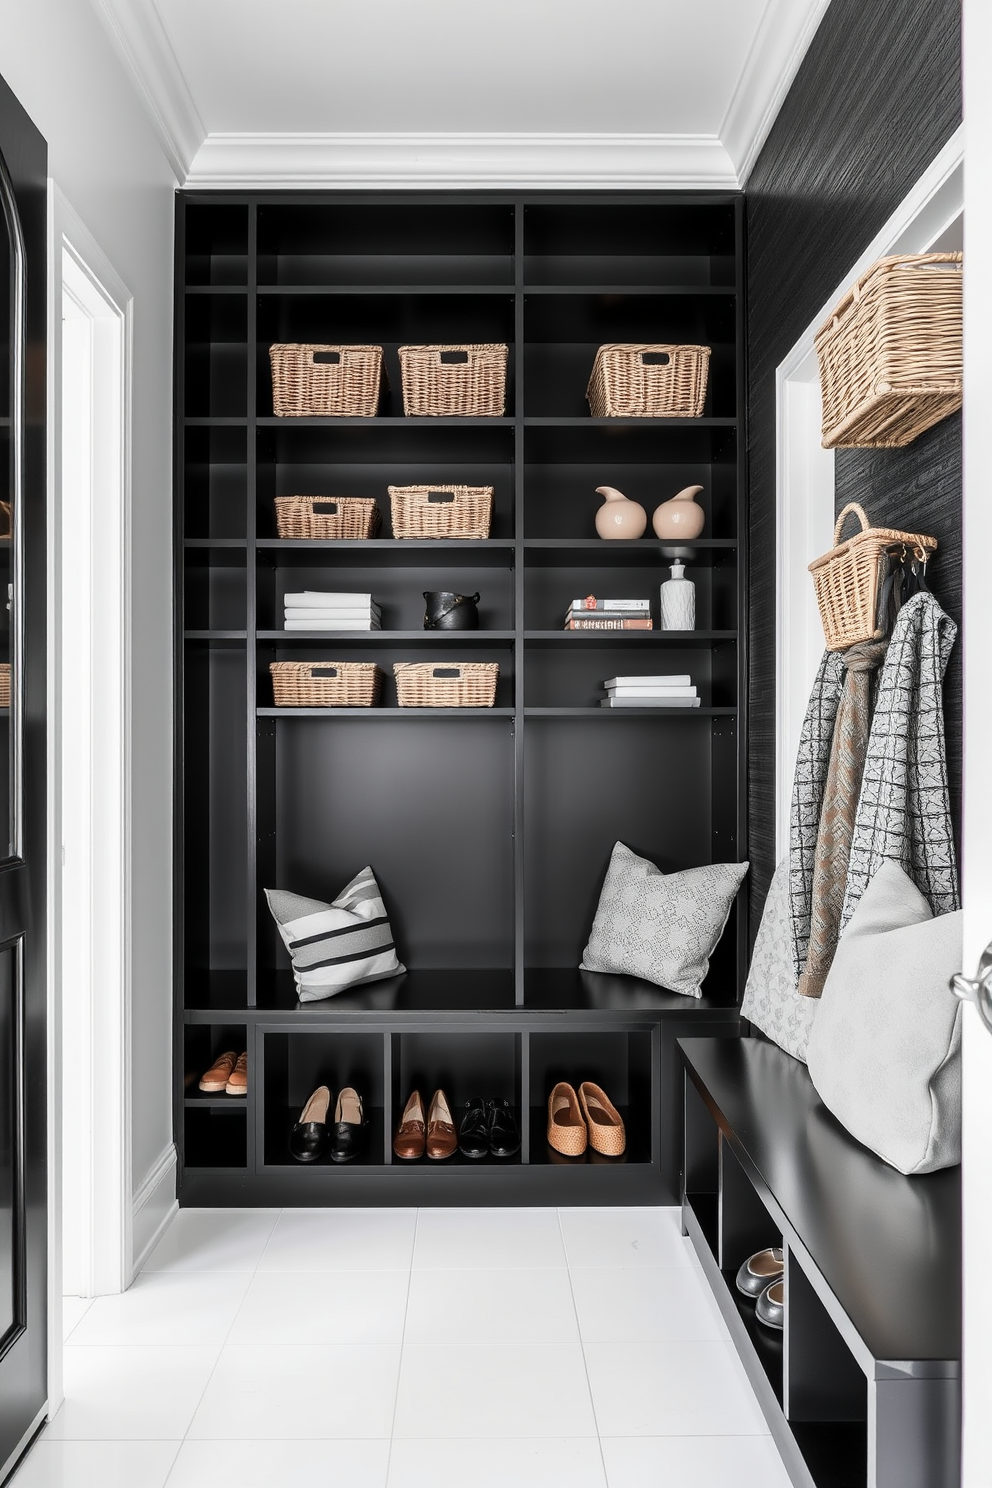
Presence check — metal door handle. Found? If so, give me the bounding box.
[950,941,992,1034]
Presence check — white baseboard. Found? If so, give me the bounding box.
[130,1143,177,1278]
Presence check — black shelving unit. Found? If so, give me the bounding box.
[679,1037,960,1488]
[175,191,746,1205]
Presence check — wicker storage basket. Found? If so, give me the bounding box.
[270,661,384,708]
[586,343,711,418]
[0,664,9,709]
[808,503,937,651]
[388,484,493,540]
[398,344,507,417]
[269,344,386,417]
[274,496,381,540]
[815,253,963,448]
[393,661,499,708]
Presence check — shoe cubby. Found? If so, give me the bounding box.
[681,1037,959,1488]
[528,1030,652,1166]
[182,1025,249,1170]
[177,190,745,1207]
[390,1031,522,1166]
[260,1030,387,1168]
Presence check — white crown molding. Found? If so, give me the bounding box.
[87,0,205,179]
[721,0,833,185]
[185,132,740,190]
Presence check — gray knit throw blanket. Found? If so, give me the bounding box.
[789,591,958,989]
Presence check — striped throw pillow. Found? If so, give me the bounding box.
[265,867,404,1002]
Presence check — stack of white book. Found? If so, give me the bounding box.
[600,674,699,708]
[283,591,381,631]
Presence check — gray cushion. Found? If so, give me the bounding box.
[265,866,404,1003]
[580,842,748,998]
[805,860,963,1175]
[741,858,818,1063]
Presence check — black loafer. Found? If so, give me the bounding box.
[328,1086,368,1163]
[290,1085,331,1163]
[487,1098,520,1158]
[458,1098,489,1159]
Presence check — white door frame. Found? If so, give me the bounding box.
[774,126,964,855]
[46,183,133,1405]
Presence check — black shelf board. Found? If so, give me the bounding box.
[679,1037,961,1372]
[184,1092,250,1110]
[265,1106,387,1171]
[528,1105,646,1166]
[523,285,736,297]
[185,286,248,296]
[184,417,248,427]
[523,539,738,568]
[256,416,516,429]
[255,539,516,569]
[258,706,516,718]
[256,968,516,1015]
[256,284,513,297]
[524,417,736,429]
[184,629,248,641]
[525,630,736,645]
[524,706,734,718]
[258,630,516,644]
[525,968,739,1014]
[184,538,248,549]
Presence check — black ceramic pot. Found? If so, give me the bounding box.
[423,591,481,630]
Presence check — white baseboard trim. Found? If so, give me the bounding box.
[130,1143,177,1278]
[185,131,740,189]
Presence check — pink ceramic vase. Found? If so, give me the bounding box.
[594,486,647,540]
[652,485,705,540]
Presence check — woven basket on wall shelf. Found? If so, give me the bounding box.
[393,661,499,708]
[269,344,386,418]
[388,485,493,540]
[270,661,384,708]
[274,496,381,541]
[814,253,963,449]
[808,502,937,651]
[398,344,507,417]
[586,343,711,418]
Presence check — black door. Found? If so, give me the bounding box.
[0,74,46,1479]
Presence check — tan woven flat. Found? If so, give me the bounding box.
[578,1081,626,1156]
[547,1081,587,1157]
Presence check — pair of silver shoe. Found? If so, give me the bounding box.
[735,1245,784,1330]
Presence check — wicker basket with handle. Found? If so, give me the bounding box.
[808,503,937,651]
[586,343,710,418]
[814,253,962,448]
[269,344,386,417]
[274,496,381,540]
[0,663,9,709]
[393,661,499,708]
[270,661,384,708]
[398,344,507,417]
[388,485,493,540]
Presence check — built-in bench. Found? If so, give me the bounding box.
[678,1035,960,1488]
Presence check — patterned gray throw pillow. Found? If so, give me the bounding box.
[741,858,818,1063]
[265,866,405,1003]
[580,842,748,998]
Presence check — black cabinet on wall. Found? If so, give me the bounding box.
[174,191,747,1206]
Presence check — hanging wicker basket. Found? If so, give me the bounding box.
[808,503,937,651]
[814,253,962,448]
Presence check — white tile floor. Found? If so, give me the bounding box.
[13,1207,794,1488]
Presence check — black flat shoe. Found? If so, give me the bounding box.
[328,1086,368,1163]
[487,1097,520,1158]
[458,1098,490,1160]
[290,1085,331,1163]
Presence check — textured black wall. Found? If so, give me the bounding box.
[746,0,962,920]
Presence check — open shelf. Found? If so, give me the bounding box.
[176,189,746,1208]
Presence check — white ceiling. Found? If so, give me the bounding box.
[89,0,832,187]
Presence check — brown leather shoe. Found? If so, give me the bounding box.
[199,1051,237,1093]
[226,1052,248,1095]
[548,1081,587,1157]
[393,1090,426,1160]
[578,1080,626,1156]
[426,1089,457,1160]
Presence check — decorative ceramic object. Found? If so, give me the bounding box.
[595,485,647,540]
[423,591,480,630]
[660,561,695,630]
[652,484,705,540]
